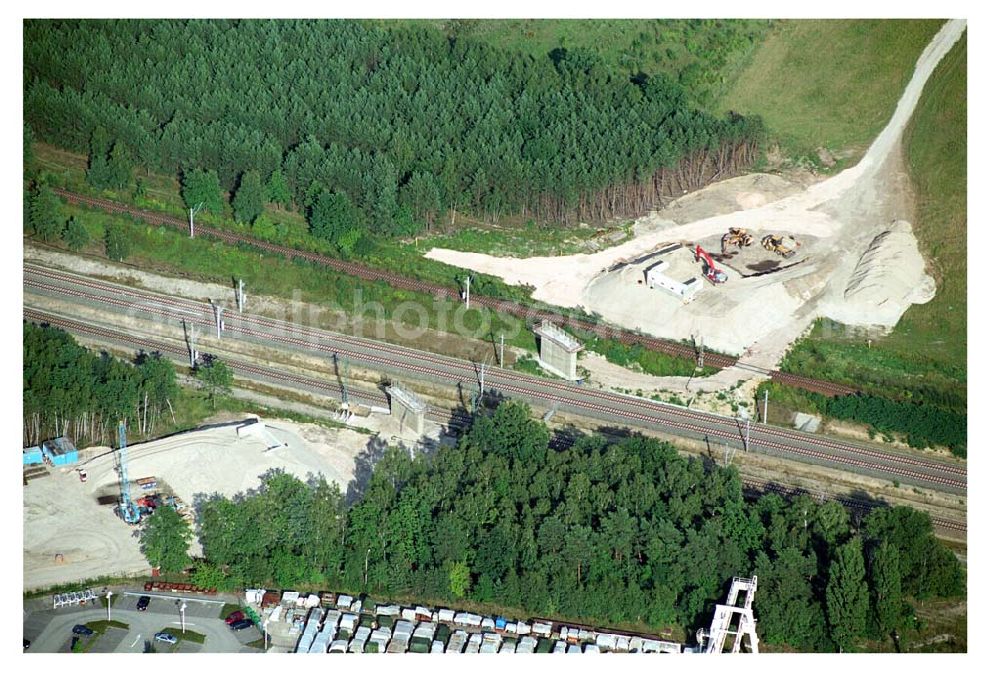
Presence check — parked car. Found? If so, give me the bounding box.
[154,632,177,645]
[136,595,151,611]
[71,624,95,636]
[23,638,30,651]
[230,619,254,631]
[225,610,245,625]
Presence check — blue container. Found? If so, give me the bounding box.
[23,446,44,465]
[42,437,79,466]
[495,617,507,630]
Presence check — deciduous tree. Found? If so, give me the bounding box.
[140,505,193,573]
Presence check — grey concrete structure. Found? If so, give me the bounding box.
[388,383,427,436]
[533,321,583,381]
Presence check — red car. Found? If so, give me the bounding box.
[225,610,245,625]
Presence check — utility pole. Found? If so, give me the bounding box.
[364,547,372,588]
[473,360,488,412]
[334,353,349,408]
[183,320,199,368]
[180,600,187,634]
[106,590,113,622]
[737,407,751,454]
[235,279,245,313]
[188,202,204,238]
[464,276,470,310]
[499,333,505,369]
[762,390,768,426]
[210,300,224,339]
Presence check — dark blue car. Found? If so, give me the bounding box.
[72,624,94,636]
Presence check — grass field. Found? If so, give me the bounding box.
[717,20,944,160]
[776,31,966,414]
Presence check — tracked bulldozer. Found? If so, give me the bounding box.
[762,234,797,258]
[720,228,753,255]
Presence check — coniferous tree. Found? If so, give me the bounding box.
[869,542,902,640]
[825,537,870,651]
[86,126,112,189]
[104,223,130,261]
[105,141,133,190]
[181,168,224,213]
[266,169,292,207]
[232,169,265,224]
[28,184,62,241]
[63,216,90,250]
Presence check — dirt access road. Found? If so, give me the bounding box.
[427,20,966,393]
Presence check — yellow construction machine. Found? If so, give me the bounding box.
[761,234,797,258]
[720,227,753,255]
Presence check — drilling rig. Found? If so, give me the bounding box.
[116,421,141,525]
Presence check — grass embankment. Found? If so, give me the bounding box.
[717,19,944,162]
[28,188,708,377]
[764,33,966,457]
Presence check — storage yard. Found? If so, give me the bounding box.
[245,589,686,654]
[23,415,441,591]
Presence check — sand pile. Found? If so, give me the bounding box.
[828,220,936,327]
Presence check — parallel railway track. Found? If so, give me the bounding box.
[24,266,966,495]
[51,188,859,398]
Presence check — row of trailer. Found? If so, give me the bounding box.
[248,588,683,654]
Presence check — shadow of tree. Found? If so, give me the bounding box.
[346,435,390,505]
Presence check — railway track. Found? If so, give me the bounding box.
[741,479,967,535]
[50,188,859,398]
[24,266,967,494]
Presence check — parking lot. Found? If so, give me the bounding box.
[24,589,261,653]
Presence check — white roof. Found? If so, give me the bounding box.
[281,591,300,603]
[554,640,567,653]
[629,637,644,651]
[415,606,433,618]
[376,604,401,616]
[584,644,601,654]
[339,613,358,628]
[596,633,616,648]
[401,608,417,621]
[500,641,516,654]
[336,594,353,608]
[567,644,582,654]
[438,609,455,623]
[431,640,445,654]
[329,639,349,653]
[531,621,552,636]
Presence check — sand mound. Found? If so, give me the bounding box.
[830,220,936,326]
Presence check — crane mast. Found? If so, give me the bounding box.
[117,421,140,524]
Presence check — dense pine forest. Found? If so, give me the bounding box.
[191,401,964,652]
[23,20,765,241]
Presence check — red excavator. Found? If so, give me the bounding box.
[694,245,728,285]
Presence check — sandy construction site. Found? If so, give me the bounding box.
[23,415,435,591]
[427,20,964,378]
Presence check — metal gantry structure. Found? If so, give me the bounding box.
[702,575,760,653]
[116,421,140,524]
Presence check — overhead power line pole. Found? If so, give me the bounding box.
[188,202,204,239]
